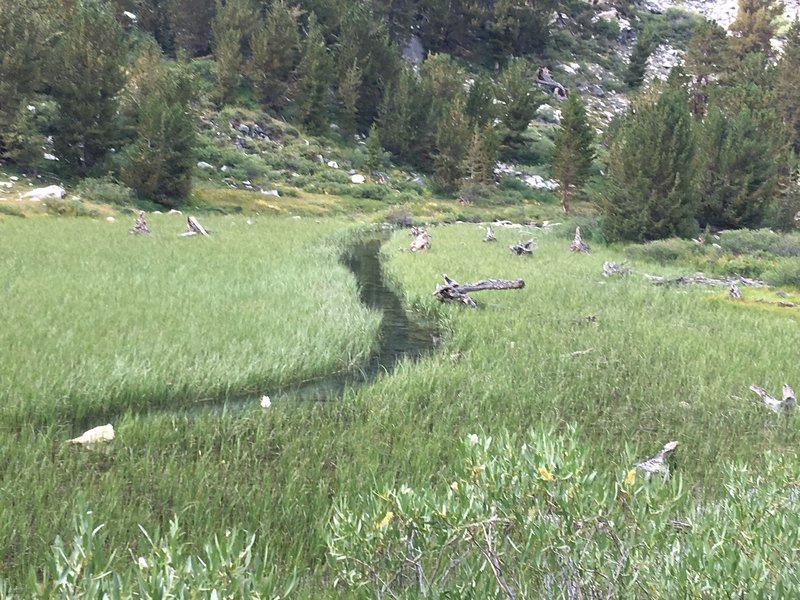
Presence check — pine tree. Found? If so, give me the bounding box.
[337,60,361,136]
[730,0,784,57]
[496,58,542,152]
[168,0,216,57]
[365,123,389,172]
[463,123,498,186]
[775,19,800,152]
[48,0,127,174]
[625,27,656,89]
[601,86,696,241]
[212,0,257,105]
[551,92,595,214]
[684,20,731,118]
[433,97,470,193]
[377,66,432,168]
[0,0,49,160]
[695,106,779,228]
[117,46,196,206]
[249,1,299,112]
[296,13,333,134]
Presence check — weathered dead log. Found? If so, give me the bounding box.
[569,226,589,253]
[729,283,742,299]
[509,239,535,256]
[635,441,678,479]
[750,384,797,413]
[180,216,210,237]
[484,226,497,242]
[129,210,151,235]
[536,66,567,100]
[410,229,431,252]
[645,272,767,288]
[410,226,425,237]
[603,261,632,277]
[68,424,115,446]
[433,274,525,307]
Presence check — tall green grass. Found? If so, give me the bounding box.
[1,218,799,596]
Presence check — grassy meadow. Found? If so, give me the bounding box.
[1,214,799,596]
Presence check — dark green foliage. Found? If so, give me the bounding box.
[296,13,333,134]
[551,91,595,213]
[625,28,657,89]
[496,59,543,153]
[378,67,432,168]
[365,123,389,172]
[0,0,49,157]
[775,20,800,153]
[684,20,731,117]
[48,0,127,174]
[465,74,495,127]
[601,87,697,242]
[212,0,258,105]
[248,1,299,112]
[695,107,779,229]
[432,98,470,192]
[730,0,784,57]
[463,123,499,186]
[117,48,196,206]
[169,0,216,56]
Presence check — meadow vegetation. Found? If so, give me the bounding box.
[1,215,799,597]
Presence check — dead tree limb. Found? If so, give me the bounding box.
[536,66,567,100]
[180,216,210,237]
[645,272,767,288]
[509,239,535,256]
[433,274,525,307]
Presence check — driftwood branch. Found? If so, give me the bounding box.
[536,66,567,100]
[509,239,535,256]
[433,274,525,307]
[645,272,767,288]
[180,216,210,237]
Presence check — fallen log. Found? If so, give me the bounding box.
[536,66,567,100]
[433,274,525,307]
[603,261,631,277]
[645,272,767,288]
[180,216,210,237]
[509,239,535,256]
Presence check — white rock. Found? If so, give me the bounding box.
[197,161,214,170]
[327,160,339,169]
[123,10,137,21]
[167,209,182,215]
[9,176,18,181]
[26,104,36,112]
[68,424,115,446]
[21,185,66,201]
[43,153,59,161]
[350,174,366,184]
[106,216,115,222]
[524,175,560,190]
[260,395,272,409]
[261,189,280,197]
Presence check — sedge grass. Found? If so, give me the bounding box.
[2,218,800,595]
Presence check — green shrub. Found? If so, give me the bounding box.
[764,258,800,287]
[624,238,703,264]
[718,228,781,255]
[329,428,800,598]
[75,178,134,206]
[0,203,25,217]
[46,197,99,218]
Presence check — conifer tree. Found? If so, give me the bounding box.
[117,45,196,206]
[695,106,779,228]
[601,86,696,241]
[625,27,656,89]
[775,19,800,152]
[168,0,216,57]
[432,97,470,192]
[249,1,299,112]
[552,92,595,214]
[212,0,257,105]
[337,61,362,136]
[684,20,731,118]
[365,123,389,172]
[463,123,498,186]
[378,67,432,168]
[296,13,333,134]
[48,0,127,174]
[496,59,542,152]
[730,0,784,57]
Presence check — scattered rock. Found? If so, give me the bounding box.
[350,174,365,184]
[261,189,280,196]
[197,161,214,170]
[68,424,115,446]
[327,160,339,169]
[21,185,65,201]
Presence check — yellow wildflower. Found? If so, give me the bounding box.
[625,469,636,487]
[375,511,394,529]
[538,466,555,482]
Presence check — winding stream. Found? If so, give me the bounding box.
[267,235,439,402]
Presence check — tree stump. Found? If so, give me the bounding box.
[129,211,151,235]
[509,239,535,256]
[569,226,589,253]
[484,226,497,242]
[180,216,210,237]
